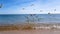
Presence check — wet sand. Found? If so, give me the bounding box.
[0,30,60,34]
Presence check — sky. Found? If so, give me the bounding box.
[0,0,60,14]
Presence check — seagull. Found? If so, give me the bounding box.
[48,12,50,14]
[22,8,25,10]
[0,3,2,8]
[40,10,43,12]
[54,9,56,11]
[31,4,34,6]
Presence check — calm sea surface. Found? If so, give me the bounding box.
[0,14,60,24]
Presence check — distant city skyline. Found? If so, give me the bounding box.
[0,0,60,14]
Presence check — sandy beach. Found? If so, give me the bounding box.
[0,30,60,34]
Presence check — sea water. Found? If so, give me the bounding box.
[0,14,60,24]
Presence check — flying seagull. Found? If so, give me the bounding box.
[0,3,2,8]
[48,12,50,14]
[31,4,34,6]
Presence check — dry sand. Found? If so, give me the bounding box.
[0,30,60,34]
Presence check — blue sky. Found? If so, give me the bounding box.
[0,0,60,14]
